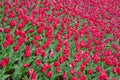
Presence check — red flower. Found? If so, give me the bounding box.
[62,72,67,79]
[83,51,89,59]
[24,51,31,58]
[2,17,6,22]
[88,69,93,75]
[0,60,6,67]
[46,71,52,78]
[59,56,65,64]
[4,28,10,33]
[71,76,78,80]
[19,31,26,38]
[96,66,101,72]
[37,28,43,34]
[23,63,30,68]
[80,64,85,71]
[3,41,10,48]
[17,37,23,46]
[0,57,9,68]
[8,11,14,18]
[0,28,3,32]
[56,46,61,52]
[29,29,34,33]
[0,1,2,7]
[112,78,116,80]
[13,45,20,52]
[3,57,9,64]
[74,53,82,62]
[77,71,81,76]
[79,40,85,47]
[70,69,76,75]
[28,69,34,75]
[49,50,54,57]
[56,67,60,73]
[71,60,76,67]
[41,63,51,73]
[80,75,86,80]
[25,46,31,51]
[41,67,46,73]
[98,70,108,80]
[41,52,46,58]
[35,59,41,66]
[15,29,20,35]
[117,68,120,75]
[92,52,100,63]
[34,35,41,41]
[54,61,59,67]
[9,20,17,27]
[31,72,36,80]
[113,67,117,74]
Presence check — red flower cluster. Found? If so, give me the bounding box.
[0,0,120,80]
[0,57,9,67]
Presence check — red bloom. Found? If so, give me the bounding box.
[41,52,46,58]
[41,63,51,73]
[15,29,20,35]
[8,11,15,18]
[96,66,101,72]
[24,51,31,58]
[3,41,10,48]
[0,1,2,7]
[0,57,9,68]
[17,37,23,46]
[71,76,78,80]
[54,61,59,67]
[46,71,52,78]
[19,31,26,38]
[98,70,108,80]
[59,56,65,64]
[23,63,30,68]
[0,60,6,67]
[31,72,36,80]
[62,72,67,79]
[4,28,10,33]
[35,59,41,66]
[34,35,41,41]
[49,50,54,57]
[77,71,81,76]
[112,78,116,80]
[9,20,17,27]
[117,68,120,75]
[56,46,61,52]
[29,29,34,33]
[2,17,6,22]
[37,28,43,34]
[56,67,60,73]
[80,64,85,71]
[71,60,76,67]
[70,69,76,75]
[0,28,3,32]
[28,69,34,75]
[13,45,20,52]
[112,67,117,74]
[80,75,86,80]
[25,46,31,51]
[3,57,9,64]
[79,40,85,47]
[88,69,93,75]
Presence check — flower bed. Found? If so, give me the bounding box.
[0,0,120,80]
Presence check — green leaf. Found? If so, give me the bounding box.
[0,75,10,80]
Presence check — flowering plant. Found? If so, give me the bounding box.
[0,0,120,80]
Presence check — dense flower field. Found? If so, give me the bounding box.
[0,0,120,80]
